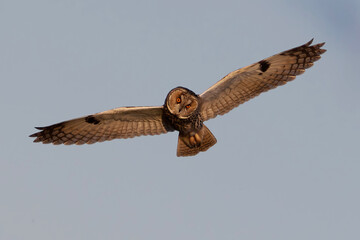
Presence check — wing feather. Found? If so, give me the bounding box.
[200,39,326,121]
[30,106,173,145]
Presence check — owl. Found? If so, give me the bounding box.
[30,39,326,157]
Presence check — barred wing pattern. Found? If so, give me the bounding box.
[30,106,172,145]
[200,39,326,121]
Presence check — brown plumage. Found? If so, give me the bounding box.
[30,39,326,156]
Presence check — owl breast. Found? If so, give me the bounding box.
[162,105,203,134]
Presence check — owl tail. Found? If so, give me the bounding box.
[177,124,217,157]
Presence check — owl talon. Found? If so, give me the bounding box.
[194,133,202,144]
[189,133,202,147]
[189,136,197,147]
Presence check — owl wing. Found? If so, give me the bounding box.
[199,39,326,121]
[30,106,173,145]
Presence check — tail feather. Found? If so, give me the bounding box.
[177,124,217,157]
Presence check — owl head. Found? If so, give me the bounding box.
[165,87,199,119]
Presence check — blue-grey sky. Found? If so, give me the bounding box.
[1,0,359,239]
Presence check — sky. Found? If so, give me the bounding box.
[1,0,359,239]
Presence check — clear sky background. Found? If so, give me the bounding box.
[1,0,359,239]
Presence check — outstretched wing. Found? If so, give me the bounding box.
[30,106,173,145]
[200,39,326,121]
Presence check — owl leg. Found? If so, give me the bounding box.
[189,134,202,147]
[176,124,217,157]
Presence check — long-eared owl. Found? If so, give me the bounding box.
[30,39,326,157]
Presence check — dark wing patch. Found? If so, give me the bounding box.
[85,115,100,125]
[259,60,270,72]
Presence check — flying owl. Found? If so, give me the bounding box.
[30,39,326,157]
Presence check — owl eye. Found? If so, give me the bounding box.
[185,104,191,109]
[176,97,181,103]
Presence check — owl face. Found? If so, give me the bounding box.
[165,87,199,119]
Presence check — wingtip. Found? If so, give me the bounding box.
[316,42,326,55]
[318,42,326,47]
[29,126,44,139]
[29,132,38,138]
[319,48,327,54]
[307,39,326,48]
[306,39,327,53]
[306,38,314,46]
